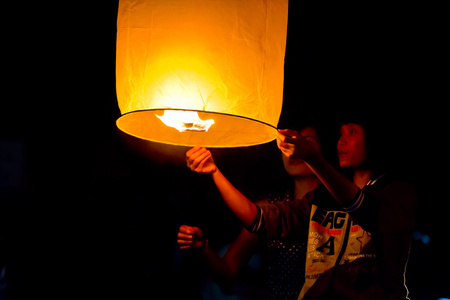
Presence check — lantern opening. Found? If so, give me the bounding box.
[116,109,278,148]
[156,110,215,132]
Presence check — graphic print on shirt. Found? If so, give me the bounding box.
[300,204,374,298]
[306,205,348,276]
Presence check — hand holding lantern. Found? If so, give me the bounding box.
[186,147,218,174]
[277,129,321,162]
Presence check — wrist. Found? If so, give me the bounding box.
[210,166,220,177]
[202,239,209,251]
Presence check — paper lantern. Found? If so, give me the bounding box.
[116,0,288,147]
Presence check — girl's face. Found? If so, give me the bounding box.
[337,123,368,168]
[282,127,321,177]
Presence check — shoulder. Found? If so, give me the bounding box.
[364,173,417,212]
[256,191,292,206]
[365,173,416,195]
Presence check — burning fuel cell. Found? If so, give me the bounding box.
[156,110,214,132]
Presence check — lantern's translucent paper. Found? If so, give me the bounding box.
[116,0,288,147]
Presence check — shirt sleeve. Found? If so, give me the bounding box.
[249,191,313,239]
[247,205,264,233]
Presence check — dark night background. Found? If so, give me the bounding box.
[1,1,449,299]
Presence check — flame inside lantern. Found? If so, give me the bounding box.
[156,110,215,132]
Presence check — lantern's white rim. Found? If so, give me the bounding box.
[116,108,279,147]
[119,108,278,130]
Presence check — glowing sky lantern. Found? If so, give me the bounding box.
[116,0,288,147]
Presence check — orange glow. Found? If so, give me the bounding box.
[156,110,214,132]
[116,0,288,147]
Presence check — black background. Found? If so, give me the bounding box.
[1,1,449,299]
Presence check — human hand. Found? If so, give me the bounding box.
[277,129,319,161]
[177,225,207,250]
[186,147,218,174]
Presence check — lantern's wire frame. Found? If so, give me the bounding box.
[119,108,279,130]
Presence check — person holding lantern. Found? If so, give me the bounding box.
[182,116,416,299]
[178,124,330,299]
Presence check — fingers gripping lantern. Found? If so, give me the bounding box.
[116,0,288,147]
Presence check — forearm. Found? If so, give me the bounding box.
[202,244,236,280]
[211,168,258,228]
[305,155,359,207]
[203,229,259,281]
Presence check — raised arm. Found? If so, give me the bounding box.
[186,147,258,228]
[277,129,359,208]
